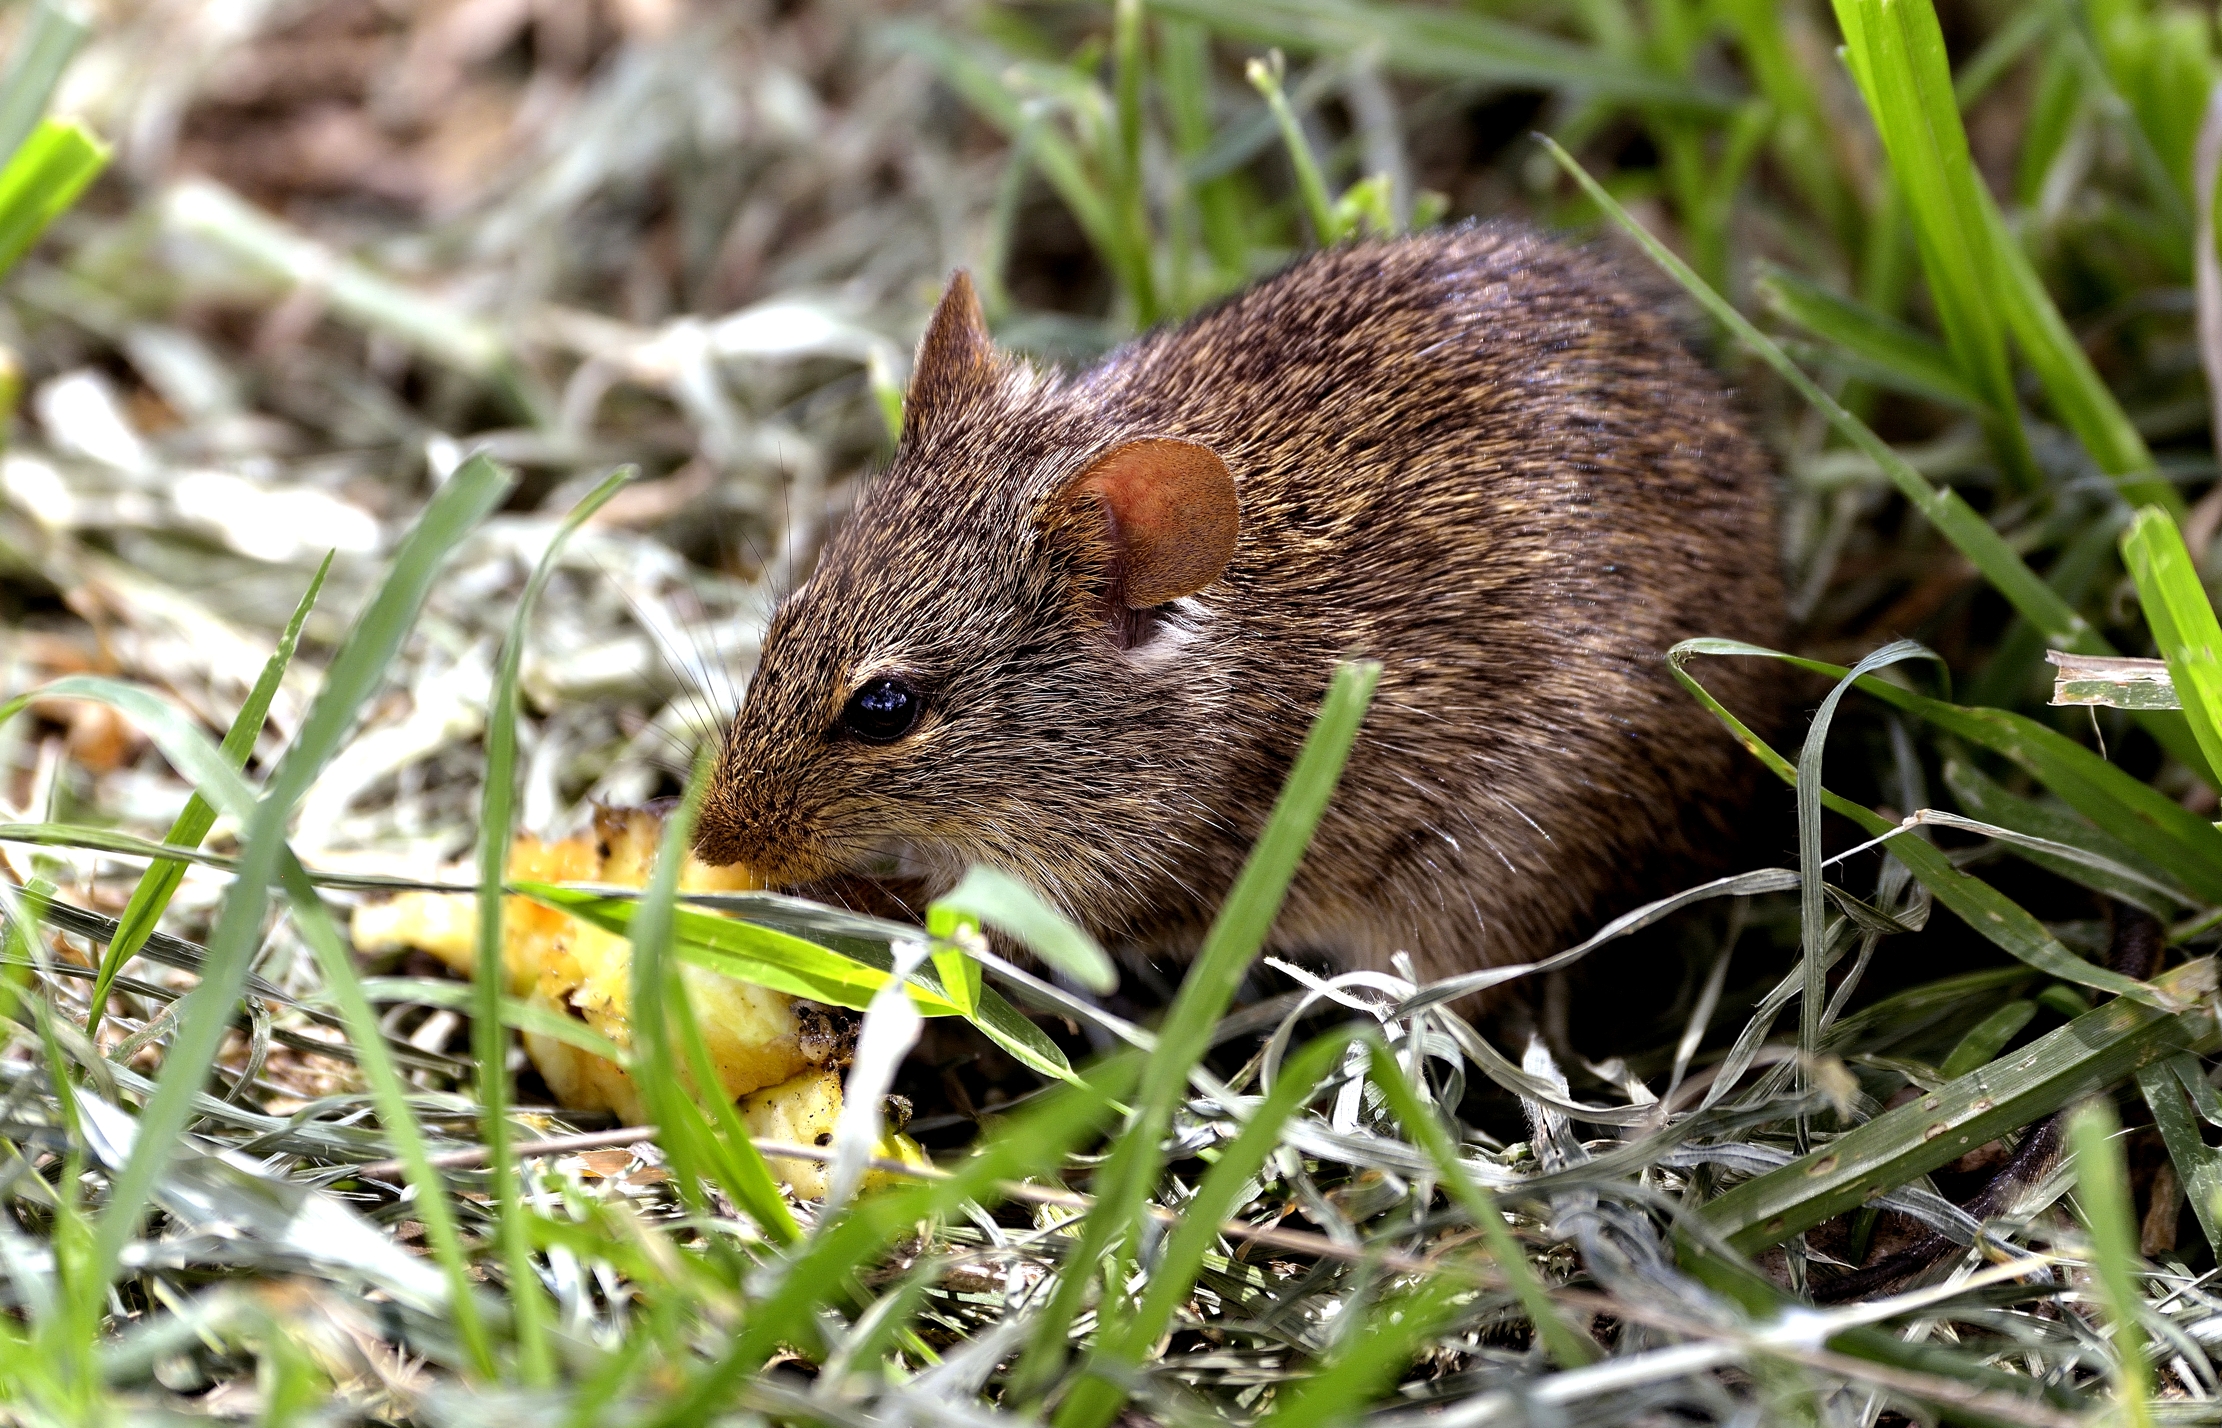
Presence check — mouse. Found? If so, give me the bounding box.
[693,223,1787,992]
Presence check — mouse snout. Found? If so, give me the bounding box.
[692,766,833,888]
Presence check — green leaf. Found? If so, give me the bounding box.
[2067,1098,2155,1428]
[2137,1056,2222,1258]
[88,453,514,1300]
[1056,1027,1366,1428]
[1759,268,1981,408]
[1941,757,2193,914]
[1832,0,2037,490]
[86,555,330,1034]
[2121,506,2222,785]
[0,116,104,279]
[475,466,631,1380]
[930,864,1116,994]
[1698,957,2219,1252]
[1669,640,2169,1006]
[517,882,1078,1084]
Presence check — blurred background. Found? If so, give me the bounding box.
[0,0,2213,935]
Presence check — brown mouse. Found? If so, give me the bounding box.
[693,224,1786,989]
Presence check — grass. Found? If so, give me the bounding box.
[5,0,2222,1422]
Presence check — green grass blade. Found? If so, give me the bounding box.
[1985,195,2177,515]
[1147,0,1730,109]
[1940,757,2193,914]
[1797,642,1941,1102]
[1668,640,2167,1005]
[1246,54,1338,245]
[0,0,88,172]
[86,554,331,1035]
[1255,1272,1466,1426]
[519,884,1074,1080]
[1759,269,1982,409]
[0,118,105,281]
[2121,506,2222,783]
[1831,0,2037,491]
[2066,1098,2154,1428]
[2136,1059,2222,1257]
[884,26,1118,268]
[475,466,631,1383]
[1699,956,2218,1252]
[628,748,719,1215]
[1010,659,1380,1402]
[1938,1000,2037,1079]
[276,856,495,1375]
[929,865,1115,994]
[1056,1026,1365,1428]
[667,979,801,1246]
[87,452,513,1294]
[1684,637,2222,905]
[647,1054,1142,1425]
[1364,1042,1594,1367]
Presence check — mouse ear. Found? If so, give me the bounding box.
[1065,438,1240,607]
[904,270,996,438]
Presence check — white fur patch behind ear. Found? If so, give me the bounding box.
[1074,438,1239,607]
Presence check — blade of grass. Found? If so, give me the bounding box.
[2066,1097,2154,1428]
[1246,53,1338,245]
[1669,640,2169,1005]
[628,748,718,1216]
[0,118,105,281]
[1541,136,2083,653]
[474,466,632,1384]
[1759,269,1982,409]
[1364,1041,1594,1366]
[929,864,1116,995]
[1698,956,2218,1251]
[1146,0,1731,108]
[2136,1059,2222,1257]
[646,1053,1142,1425]
[86,554,331,1036]
[86,453,513,1298]
[1056,1026,1366,1428]
[1940,756,2192,914]
[0,0,88,172]
[518,883,1077,1082]
[275,856,493,1373]
[1255,1270,1467,1427]
[2121,506,2222,784]
[667,976,801,1245]
[1010,659,1381,1403]
[1832,0,2038,491]
[1797,642,1942,1117]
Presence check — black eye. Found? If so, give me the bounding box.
[840,676,923,743]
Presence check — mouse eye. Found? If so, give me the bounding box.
[839,676,923,744]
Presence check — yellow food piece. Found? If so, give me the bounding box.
[739,1069,935,1199]
[352,806,815,1125]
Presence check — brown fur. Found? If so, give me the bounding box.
[695,224,1787,985]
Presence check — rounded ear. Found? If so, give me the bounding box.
[905,271,995,439]
[1068,438,1240,607]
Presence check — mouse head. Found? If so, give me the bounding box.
[693,272,1242,922]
